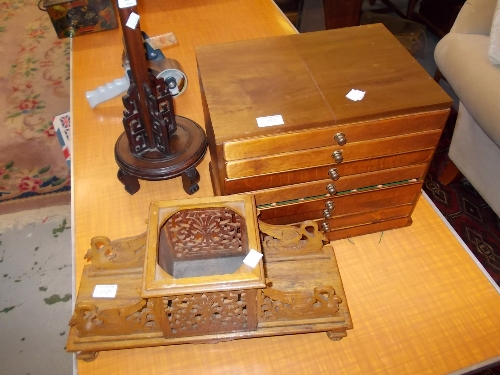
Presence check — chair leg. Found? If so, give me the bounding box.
[434,68,443,83]
[406,0,418,19]
[439,159,461,186]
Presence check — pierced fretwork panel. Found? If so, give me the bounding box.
[123,82,149,155]
[161,289,257,337]
[164,207,246,259]
[260,286,342,322]
[145,73,177,155]
[70,299,161,338]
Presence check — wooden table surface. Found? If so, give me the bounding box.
[71,0,500,373]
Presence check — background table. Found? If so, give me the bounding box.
[71,0,500,373]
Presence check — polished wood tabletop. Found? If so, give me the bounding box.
[71,1,500,373]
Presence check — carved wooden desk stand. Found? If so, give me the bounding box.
[114,2,207,195]
[67,195,352,361]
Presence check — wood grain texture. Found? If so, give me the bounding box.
[259,183,422,223]
[224,129,442,178]
[199,25,451,235]
[224,149,434,194]
[75,195,500,375]
[72,0,296,291]
[142,195,265,298]
[250,163,426,206]
[325,216,412,240]
[198,24,452,144]
[224,149,434,193]
[222,109,449,161]
[72,2,500,373]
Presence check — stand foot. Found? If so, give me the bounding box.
[326,330,347,341]
[182,167,200,195]
[118,169,140,195]
[76,351,99,362]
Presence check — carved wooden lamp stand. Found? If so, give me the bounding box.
[114,3,207,195]
[67,195,352,361]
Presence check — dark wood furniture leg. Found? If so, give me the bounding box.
[181,167,201,195]
[117,169,141,195]
[434,67,461,186]
[406,0,418,19]
[323,0,362,29]
[412,1,464,38]
[439,159,461,185]
[368,0,418,19]
[434,68,444,83]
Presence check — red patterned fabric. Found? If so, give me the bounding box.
[0,1,70,204]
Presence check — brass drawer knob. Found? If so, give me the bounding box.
[334,132,347,146]
[322,222,330,232]
[325,201,335,211]
[323,209,332,219]
[332,150,343,163]
[326,183,337,195]
[328,168,340,181]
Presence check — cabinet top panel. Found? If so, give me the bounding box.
[196,24,452,143]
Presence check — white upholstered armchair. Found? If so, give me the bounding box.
[434,0,500,216]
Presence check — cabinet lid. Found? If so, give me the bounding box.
[196,24,452,143]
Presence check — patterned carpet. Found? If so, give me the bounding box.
[0,0,71,213]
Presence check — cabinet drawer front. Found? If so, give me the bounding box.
[258,182,422,220]
[325,217,412,241]
[225,149,433,194]
[264,204,414,230]
[322,204,415,230]
[223,109,449,161]
[225,130,441,179]
[251,163,426,206]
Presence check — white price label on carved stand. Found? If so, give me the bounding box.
[93,285,118,298]
[243,249,263,268]
[126,12,140,29]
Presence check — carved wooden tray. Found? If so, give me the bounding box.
[66,195,352,361]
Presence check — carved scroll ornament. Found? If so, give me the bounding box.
[258,220,328,258]
[165,208,245,259]
[260,286,342,321]
[70,299,160,337]
[85,233,146,270]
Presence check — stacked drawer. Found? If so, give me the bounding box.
[208,110,449,240]
[197,25,452,241]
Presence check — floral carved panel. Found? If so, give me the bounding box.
[161,289,257,337]
[164,207,247,259]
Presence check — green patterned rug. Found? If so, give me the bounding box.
[0,206,73,375]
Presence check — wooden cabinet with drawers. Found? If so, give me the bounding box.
[196,24,452,241]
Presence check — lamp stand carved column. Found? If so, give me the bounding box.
[114,1,207,195]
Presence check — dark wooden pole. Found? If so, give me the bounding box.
[116,2,155,152]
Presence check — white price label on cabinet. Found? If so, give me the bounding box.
[93,285,118,298]
[346,89,365,101]
[118,0,136,8]
[256,115,284,128]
